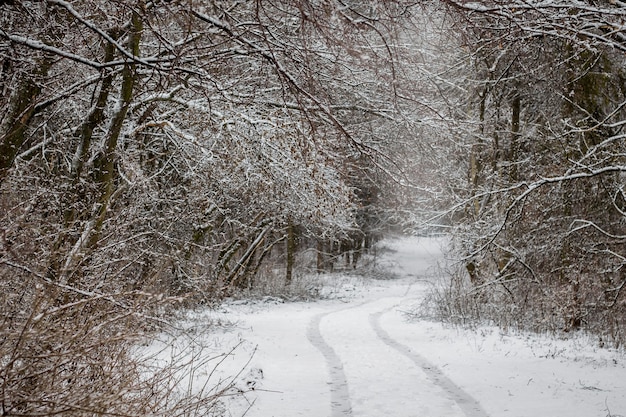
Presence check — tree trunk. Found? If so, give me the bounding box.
[509,91,521,182]
[71,35,118,179]
[285,219,296,286]
[316,240,325,273]
[87,11,142,250]
[0,57,53,184]
[51,12,142,285]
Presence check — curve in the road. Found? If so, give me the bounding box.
[307,311,353,417]
[370,309,490,417]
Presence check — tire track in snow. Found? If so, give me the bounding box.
[369,308,490,417]
[307,311,353,417]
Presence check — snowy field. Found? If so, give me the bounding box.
[145,236,626,417]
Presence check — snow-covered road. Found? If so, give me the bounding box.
[222,278,484,417]
[218,236,462,417]
[168,236,626,417]
[308,295,487,417]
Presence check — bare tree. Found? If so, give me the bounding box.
[424,0,626,345]
[1,1,434,414]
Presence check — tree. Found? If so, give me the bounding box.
[1,1,432,413]
[430,0,626,345]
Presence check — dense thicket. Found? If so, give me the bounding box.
[0,1,429,414]
[432,0,626,347]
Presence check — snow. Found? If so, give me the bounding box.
[145,236,626,417]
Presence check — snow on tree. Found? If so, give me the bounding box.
[427,0,626,344]
[0,1,432,414]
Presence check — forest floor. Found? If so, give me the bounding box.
[145,236,626,417]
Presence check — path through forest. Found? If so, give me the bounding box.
[166,236,626,417]
[215,236,485,417]
[305,293,487,417]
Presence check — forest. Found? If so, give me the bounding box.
[1,0,626,415]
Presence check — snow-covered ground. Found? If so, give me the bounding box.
[148,236,626,417]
